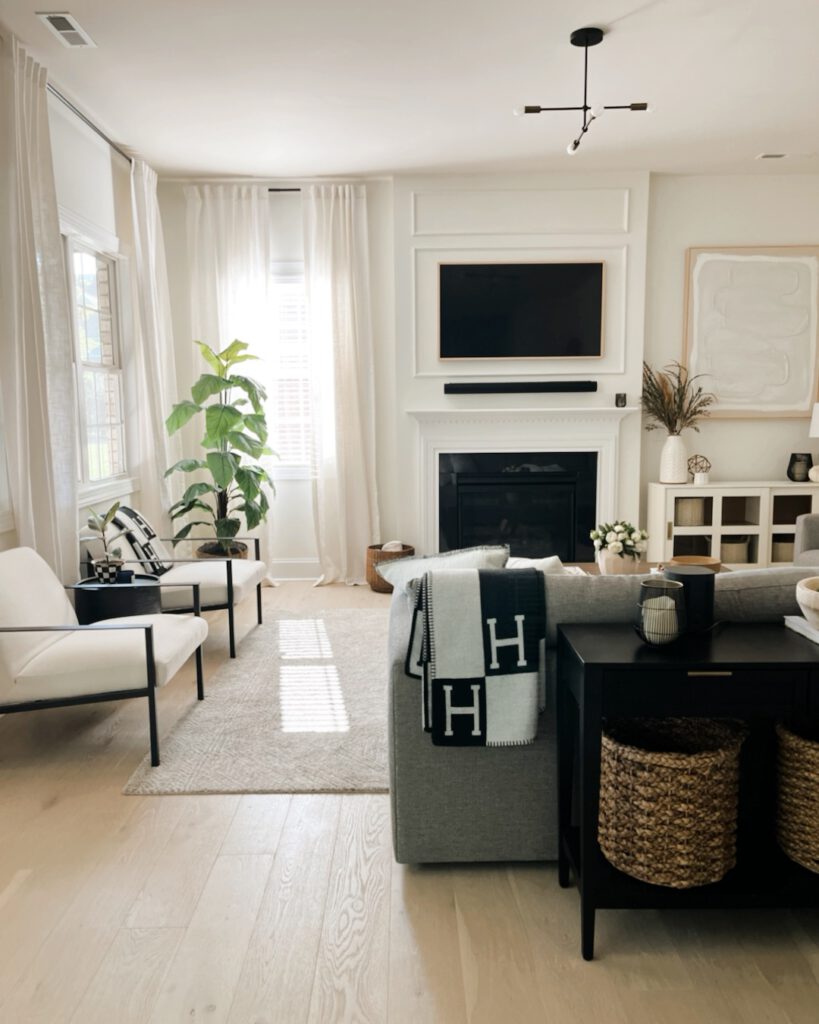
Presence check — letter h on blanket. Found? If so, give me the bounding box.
[406,568,546,747]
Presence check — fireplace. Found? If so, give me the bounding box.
[439,451,598,561]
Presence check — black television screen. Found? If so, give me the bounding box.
[439,262,604,360]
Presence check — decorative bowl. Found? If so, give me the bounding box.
[796,577,819,629]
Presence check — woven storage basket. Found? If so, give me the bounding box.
[366,544,415,593]
[776,722,819,874]
[598,718,746,888]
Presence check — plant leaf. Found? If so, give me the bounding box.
[234,466,259,500]
[195,340,224,374]
[243,414,267,442]
[164,457,205,477]
[206,451,238,489]
[102,501,121,528]
[219,339,250,364]
[166,400,202,435]
[205,403,243,439]
[170,499,215,520]
[215,516,241,540]
[227,431,264,458]
[171,520,211,545]
[191,374,232,405]
[180,480,217,504]
[241,499,263,531]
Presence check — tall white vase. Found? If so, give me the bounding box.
[659,434,688,484]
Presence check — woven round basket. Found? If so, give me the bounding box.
[366,544,415,593]
[598,718,747,888]
[776,722,819,874]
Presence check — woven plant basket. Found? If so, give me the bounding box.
[598,718,746,888]
[776,722,819,874]
[366,544,415,593]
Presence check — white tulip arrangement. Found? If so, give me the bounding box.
[590,521,648,559]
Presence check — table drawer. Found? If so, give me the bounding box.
[602,669,803,716]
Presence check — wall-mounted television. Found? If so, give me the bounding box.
[439,261,604,360]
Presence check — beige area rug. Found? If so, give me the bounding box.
[124,607,390,795]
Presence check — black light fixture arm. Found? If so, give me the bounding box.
[515,26,650,154]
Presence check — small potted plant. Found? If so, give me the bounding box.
[83,501,127,583]
[642,361,716,484]
[590,521,648,575]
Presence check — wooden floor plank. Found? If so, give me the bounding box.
[125,795,241,928]
[68,927,184,1024]
[227,795,342,1024]
[307,794,392,1024]
[388,863,468,1024]
[148,853,273,1024]
[220,793,292,856]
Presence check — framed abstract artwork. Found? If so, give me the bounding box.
[683,246,819,417]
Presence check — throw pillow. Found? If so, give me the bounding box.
[506,554,567,574]
[375,544,510,593]
[111,506,172,576]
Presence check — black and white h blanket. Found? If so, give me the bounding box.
[406,568,545,747]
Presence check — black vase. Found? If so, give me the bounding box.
[787,453,813,482]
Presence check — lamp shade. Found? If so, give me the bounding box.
[811,403,819,438]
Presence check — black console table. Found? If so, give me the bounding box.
[74,574,161,624]
[556,622,819,960]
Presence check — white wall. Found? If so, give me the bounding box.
[642,174,819,518]
[391,172,650,551]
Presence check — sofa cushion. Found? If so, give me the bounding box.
[543,573,649,646]
[506,554,567,573]
[713,566,816,621]
[376,544,509,593]
[12,612,208,701]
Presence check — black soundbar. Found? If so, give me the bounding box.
[444,381,598,395]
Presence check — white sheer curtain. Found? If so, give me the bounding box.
[0,35,79,582]
[303,184,380,584]
[130,159,182,531]
[184,184,274,563]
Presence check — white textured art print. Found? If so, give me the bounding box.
[688,251,819,415]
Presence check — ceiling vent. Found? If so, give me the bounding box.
[755,153,787,160]
[36,12,96,48]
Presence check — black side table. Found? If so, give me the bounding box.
[74,574,161,624]
[556,621,819,960]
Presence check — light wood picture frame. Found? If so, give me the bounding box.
[683,245,819,418]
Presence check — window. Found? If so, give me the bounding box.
[67,242,127,484]
[266,266,312,468]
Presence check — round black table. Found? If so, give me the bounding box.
[74,574,161,624]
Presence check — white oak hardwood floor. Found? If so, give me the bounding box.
[0,582,818,1023]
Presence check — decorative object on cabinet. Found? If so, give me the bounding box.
[688,453,711,485]
[788,453,813,482]
[590,520,647,574]
[642,362,715,484]
[684,246,819,417]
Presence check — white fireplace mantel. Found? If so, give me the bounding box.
[406,406,640,554]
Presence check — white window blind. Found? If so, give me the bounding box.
[67,241,127,484]
[266,267,313,468]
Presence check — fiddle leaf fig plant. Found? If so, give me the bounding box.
[165,340,274,550]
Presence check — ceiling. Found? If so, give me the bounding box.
[1,0,818,178]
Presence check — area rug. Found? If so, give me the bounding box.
[123,607,390,795]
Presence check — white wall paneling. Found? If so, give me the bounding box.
[413,244,628,378]
[412,188,629,237]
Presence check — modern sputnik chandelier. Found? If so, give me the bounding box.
[514,26,651,154]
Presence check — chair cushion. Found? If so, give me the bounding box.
[0,547,78,694]
[11,613,208,702]
[158,559,267,610]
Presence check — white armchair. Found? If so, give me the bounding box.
[0,547,208,766]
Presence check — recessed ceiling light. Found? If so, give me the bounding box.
[755,153,787,160]
[36,11,96,48]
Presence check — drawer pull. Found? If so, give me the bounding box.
[687,670,733,677]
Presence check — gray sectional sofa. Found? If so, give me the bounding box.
[388,566,816,864]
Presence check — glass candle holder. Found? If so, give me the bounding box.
[636,578,686,645]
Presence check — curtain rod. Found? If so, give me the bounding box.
[46,83,133,165]
[268,187,301,192]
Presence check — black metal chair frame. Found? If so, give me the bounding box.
[0,581,204,767]
[112,536,264,659]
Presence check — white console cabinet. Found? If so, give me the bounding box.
[646,481,819,568]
